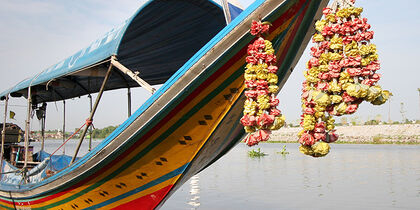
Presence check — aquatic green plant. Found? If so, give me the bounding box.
[277,145,289,155]
[248,148,267,157]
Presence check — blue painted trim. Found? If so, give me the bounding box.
[0,0,225,99]
[85,163,189,209]
[0,0,266,193]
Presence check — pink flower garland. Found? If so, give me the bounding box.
[298,0,390,156]
[241,20,285,146]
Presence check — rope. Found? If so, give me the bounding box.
[48,119,92,158]
[0,169,21,175]
[85,118,94,128]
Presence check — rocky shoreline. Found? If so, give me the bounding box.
[269,124,420,144]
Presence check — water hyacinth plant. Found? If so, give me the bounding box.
[248,148,267,158]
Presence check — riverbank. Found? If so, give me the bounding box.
[269,124,420,144]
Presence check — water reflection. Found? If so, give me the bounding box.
[163,143,420,209]
[28,141,420,209]
[188,175,200,209]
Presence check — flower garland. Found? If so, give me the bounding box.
[241,20,285,146]
[298,0,391,157]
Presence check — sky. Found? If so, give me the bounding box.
[0,0,419,132]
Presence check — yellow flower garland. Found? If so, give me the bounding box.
[298,0,390,157]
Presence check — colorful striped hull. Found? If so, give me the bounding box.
[0,0,327,209]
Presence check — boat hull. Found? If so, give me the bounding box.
[0,0,327,209]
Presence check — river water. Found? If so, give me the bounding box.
[33,141,420,209]
[162,143,420,210]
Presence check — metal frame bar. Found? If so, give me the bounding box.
[71,60,114,163]
[88,95,92,152]
[110,69,132,117]
[0,94,9,178]
[62,100,66,155]
[21,71,43,172]
[221,0,232,24]
[40,103,46,151]
[110,58,156,94]
[23,87,32,169]
[127,87,132,117]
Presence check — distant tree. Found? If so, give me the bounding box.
[91,125,118,139]
[350,116,359,126]
[404,119,412,124]
[364,120,379,125]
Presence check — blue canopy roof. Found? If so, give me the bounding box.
[0,0,242,103]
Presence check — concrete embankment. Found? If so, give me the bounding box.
[270,124,420,143]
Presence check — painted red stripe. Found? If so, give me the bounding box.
[270,0,308,35]
[1,0,310,206]
[111,185,173,210]
[275,0,310,65]
[10,36,248,206]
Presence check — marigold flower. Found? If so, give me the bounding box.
[311,142,330,157]
[250,20,270,36]
[345,103,358,114]
[299,132,316,146]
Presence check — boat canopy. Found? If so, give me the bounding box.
[0,0,242,104]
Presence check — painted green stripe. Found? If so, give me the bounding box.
[0,0,260,198]
[157,0,308,194]
[4,0,322,206]
[272,0,308,58]
[277,0,322,80]
[269,0,299,20]
[89,1,321,208]
[4,24,251,204]
[4,0,294,201]
[38,58,245,209]
[202,0,321,171]
[86,163,189,209]
[0,203,13,209]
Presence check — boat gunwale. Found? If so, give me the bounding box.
[0,0,225,102]
[0,2,328,209]
[158,0,328,206]
[0,0,269,198]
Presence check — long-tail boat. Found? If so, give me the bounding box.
[0,0,327,208]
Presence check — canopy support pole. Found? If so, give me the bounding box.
[221,0,232,24]
[110,58,156,94]
[1,95,9,178]
[71,60,114,164]
[88,94,92,152]
[127,88,132,117]
[62,100,66,155]
[41,105,46,151]
[23,86,32,170]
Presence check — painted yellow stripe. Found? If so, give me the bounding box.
[268,15,295,41]
[105,73,246,209]
[12,13,300,209]
[32,52,247,208]
[84,61,246,208]
[101,177,179,209]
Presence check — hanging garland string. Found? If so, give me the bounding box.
[298,0,391,157]
[241,20,285,146]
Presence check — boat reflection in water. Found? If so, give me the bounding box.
[164,143,420,209]
[188,175,200,209]
[0,0,328,208]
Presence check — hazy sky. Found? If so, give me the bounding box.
[0,0,419,132]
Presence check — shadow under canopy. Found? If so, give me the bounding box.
[0,0,228,104]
